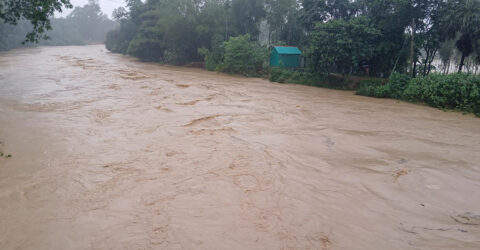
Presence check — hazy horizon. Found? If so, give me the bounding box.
[55,0,126,18]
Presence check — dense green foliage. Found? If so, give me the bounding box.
[404,74,480,114]
[105,0,269,66]
[306,17,380,76]
[357,73,480,116]
[269,68,360,90]
[0,1,117,51]
[219,35,267,75]
[1,0,478,117]
[356,80,390,98]
[197,35,268,75]
[198,45,223,71]
[1,0,479,78]
[388,72,412,98]
[103,0,479,78]
[105,19,137,54]
[269,68,315,84]
[356,73,412,98]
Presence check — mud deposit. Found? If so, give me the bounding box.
[1,45,479,249]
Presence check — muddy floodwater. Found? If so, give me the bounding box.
[0,45,479,249]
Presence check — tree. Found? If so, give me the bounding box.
[411,0,443,77]
[306,17,380,77]
[229,0,266,38]
[279,6,305,47]
[300,0,424,76]
[440,0,480,72]
[438,39,455,74]
[67,0,113,42]
[301,0,360,32]
[220,34,267,75]
[0,0,72,42]
[105,0,267,65]
[265,0,297,44]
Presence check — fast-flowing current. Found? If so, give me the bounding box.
[1,45,479,249]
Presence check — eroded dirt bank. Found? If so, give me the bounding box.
[0,45,479,249]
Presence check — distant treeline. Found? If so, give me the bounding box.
[105,0,480,77]
[106,0,269,66]
[0,1,116,51]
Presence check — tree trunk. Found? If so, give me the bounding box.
[458,52,466,73]
[427,49,436,76]
[423,49,429,77]
[225,8,228,41]
[413,60,417,78]
[409,18,415,76]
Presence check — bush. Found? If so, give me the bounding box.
[198,47,224,71]
[269,68,283,82]
[356,79,390,97]
[269,68,318,85]
[360,72,480,116]
[404,73,480,115]
[356,73,411,98]
[220,35,268,76]
[198,36,225,71]
[388,72,411,98]
[403,77,424,101]
[270,68,293,83]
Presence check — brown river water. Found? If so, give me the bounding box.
[0,45,479,249]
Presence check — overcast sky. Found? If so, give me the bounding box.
[56,0,126,18]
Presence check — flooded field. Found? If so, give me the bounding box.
[0,45,479,249]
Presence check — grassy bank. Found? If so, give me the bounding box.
[269,69,480,117]
[268,68,381,90]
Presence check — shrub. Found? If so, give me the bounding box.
[198,48,216,71]
[388,72,411,98]
[198,36,225,71]
[356,73,411,98]
[356,79,390,97]
[322,74,353,89]
[403,77,425,101]
[459,75,480,115]
[269,68,283,82]
[403,73,480,115]
[269,68,318,85]
[220,35,267,76]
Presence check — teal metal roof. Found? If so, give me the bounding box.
[273,46,301,55]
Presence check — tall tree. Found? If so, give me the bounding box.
[301,0,359,31]
[306,16,380,76]
[265,0,297,44]
[440,0,480,72]
[229,0,266,38]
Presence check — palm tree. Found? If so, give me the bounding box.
[440,0,480,72]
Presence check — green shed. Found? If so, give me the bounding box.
[270,46,302,68]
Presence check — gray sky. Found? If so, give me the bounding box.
[56,0,126,18]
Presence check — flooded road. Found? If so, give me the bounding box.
[0,45,479,249]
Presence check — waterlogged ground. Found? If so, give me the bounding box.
[0,45,479,250]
